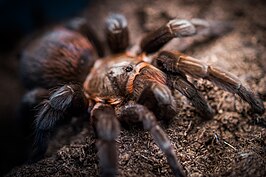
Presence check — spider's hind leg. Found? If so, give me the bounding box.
[19,88,50,134]
[105,13,129,53]
[65,17,104,57]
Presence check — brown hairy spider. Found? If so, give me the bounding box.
[19,14,264,177]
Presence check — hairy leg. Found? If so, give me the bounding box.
[119,104,186,177]
[156,51,265,114]
[105,13,129,53]
[19,88,50,135]
[137,82,177,121]
[140,18,231,54]
[91,103,120,177]
[65,17,104,57]
[168,74,214,119]
[31,84,87,162]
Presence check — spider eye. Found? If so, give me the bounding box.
[125,65,133,72]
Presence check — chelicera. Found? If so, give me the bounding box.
[19,14,265,177]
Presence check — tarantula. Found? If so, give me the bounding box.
[20,13,265,177]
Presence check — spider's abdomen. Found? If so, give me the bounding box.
[20,27,98,89]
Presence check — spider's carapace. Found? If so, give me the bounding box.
[83,54,167,105]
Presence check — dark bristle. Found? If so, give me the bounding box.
[238,85,265,115]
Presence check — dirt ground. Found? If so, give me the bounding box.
[2,0,266,176]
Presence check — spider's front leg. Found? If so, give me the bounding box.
[119,104,186,177]
[135,75,213,120]
[140,18,231,54]
[137,82,177,121]
[91,103,120,177]
[31,84,87,162]
[156,51,265,114]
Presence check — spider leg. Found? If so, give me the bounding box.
[156,51,265,114]
[105,13,129,53]
[65,17,104,57]
[168,74,214,119]
[30,84,87,162]
[21,88,50,108]
[140,18,232,54]
[91,103,120,177]
[19,88,49,134]
[137,82,177,121]
[119,104,186,177]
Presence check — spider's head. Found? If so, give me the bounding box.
[105,54,167,99]
[84,54,166,103]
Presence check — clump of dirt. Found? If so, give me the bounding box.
[5,0,266,177]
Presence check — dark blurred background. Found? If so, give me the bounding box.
[0,0,91,52]
[0,0,92,175]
